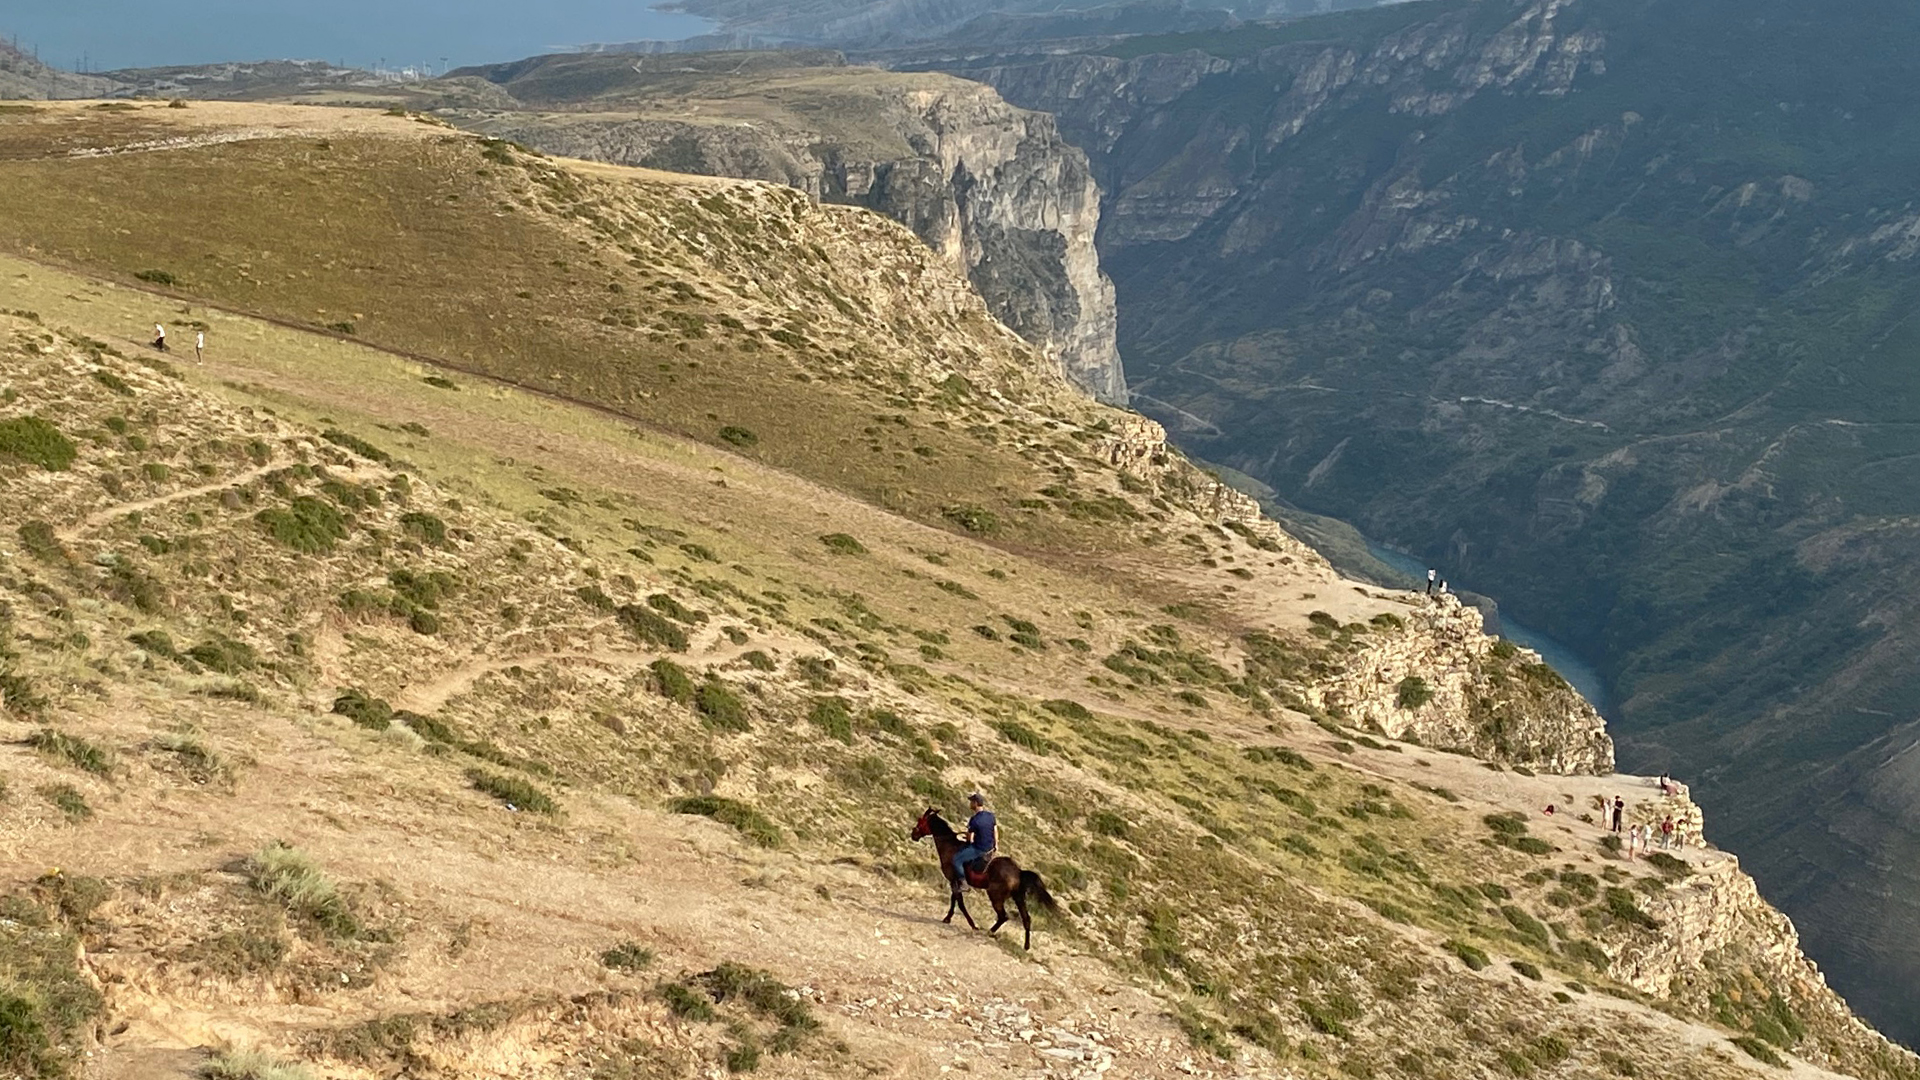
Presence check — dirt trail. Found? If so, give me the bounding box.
[57,462,286,541]
[387,627,777,716]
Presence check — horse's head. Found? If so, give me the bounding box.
[909,808,940,842]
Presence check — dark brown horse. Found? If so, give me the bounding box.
[909,808,1057,950]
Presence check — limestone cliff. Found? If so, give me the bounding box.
[1308,595,1615,773]
[445,54,1126,402]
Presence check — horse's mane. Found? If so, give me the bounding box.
[924,809,959,841]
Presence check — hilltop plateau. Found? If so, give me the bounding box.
[0,100,1912,1080]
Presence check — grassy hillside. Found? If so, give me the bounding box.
[0,101,1911,1080]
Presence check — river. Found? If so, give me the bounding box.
[1363,541,1615,717]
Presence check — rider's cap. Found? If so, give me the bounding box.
[968,791,985,804]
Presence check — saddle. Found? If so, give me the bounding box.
[963,852,994,889]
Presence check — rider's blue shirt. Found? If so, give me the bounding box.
[967,810,997,851]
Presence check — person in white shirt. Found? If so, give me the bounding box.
[195,330,204,360]
[152,323,167,351]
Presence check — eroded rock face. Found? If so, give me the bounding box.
[1307,596,1615,774]
[465,73,1125,403]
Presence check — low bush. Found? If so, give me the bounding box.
[188,636,257,675]
[1510,960,1543,980]
[941,504,999,534]
[670,795,782,848]
[600,942,655,971]
[398,512,447,546]
[819,533,866,555]
[1446,939,1490,971]
[332,689,393,731]
[651,659,695,704]
[41,783,91,821]
[28,729,112,775]
[617,604,689,650]
[1395,675,1433,709]
[248,842,360,938]
[718,426,758,447]
[0,416,77,471]
[1730,1035,1786,1067]
[201,1046,316,1080]
[320,428,390,464]
[696,679,749,732]
[255,496,348,554]
[468,769,558,814]
[807,697,854,744]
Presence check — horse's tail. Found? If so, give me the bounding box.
[1018,869,1057,913]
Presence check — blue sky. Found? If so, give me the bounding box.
[2,1,711,73]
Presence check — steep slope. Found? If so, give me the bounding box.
[436,52,1126,402]
[0,100,1914,1080]
[941,0,1920,1040]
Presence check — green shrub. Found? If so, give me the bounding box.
[1089,811,1130,838]
[718,426,758,447]
[201,1047,316,1080]
[600,942,654,971]
[1730,1035,1786,1067]
[1510,960,1543,980]
[95,370,135,396]
[127,629,179,659]
[423,375,458,390]
[0,416,77,471]
[320,428,390,463]
[1395,675,1433,709]
[1041,699,1094,721]
[670,795,782,847]
[807,697,854,744]
[941,504,1000,534]
[467,769,558,814]
[1643,851,1691,878]
[617,604,689,650]
[1446,940,1490,970]
[1604,887,1661,930]
[15,521,62,561]
[659,981,716,1021]
[697,679,749,732]
[40,783,91,821]
[187,637,257,675]
[992,719,1047,753]
[255,496,347,553]
[819,533,866,555]
[651,659,695,704]
[28,729,113,775]
[1296,994,1359,1039]
[646,592,704,624]
[248,842,360,938]
[331,689,393,731]
[1500,904,1552,948]
[133,268,177,286]
[740,651,776,671]
[398,512,447,546]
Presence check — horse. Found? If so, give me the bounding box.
[908,808,1057,950]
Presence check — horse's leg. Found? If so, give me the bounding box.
[1015,890,1032,951]
[943,889,958,924]
[953,890,978,929]
[987,881,1010,935]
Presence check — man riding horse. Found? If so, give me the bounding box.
[909,792,1056,950]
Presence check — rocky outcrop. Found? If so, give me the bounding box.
[456,60,1125,402]
[1307,595,1615,774]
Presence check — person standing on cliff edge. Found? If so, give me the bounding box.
[1611,796,1624,833]
[1426,568,1437,595]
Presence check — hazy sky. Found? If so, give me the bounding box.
[1,1,712,73]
